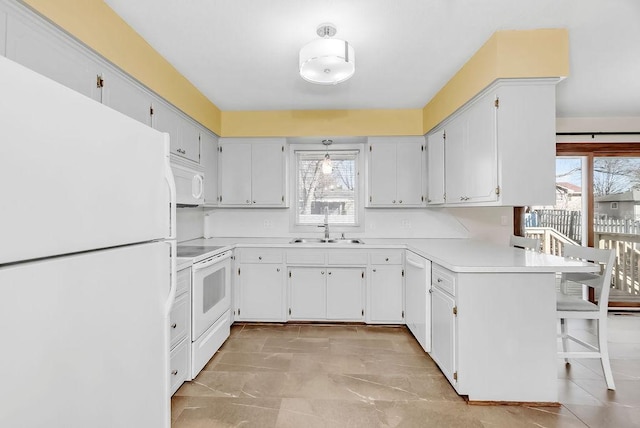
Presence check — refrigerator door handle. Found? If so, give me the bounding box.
[165,240,177,316]
[163,134,177,240]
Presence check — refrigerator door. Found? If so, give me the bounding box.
[0,241,172,428]
[0,56,175,264]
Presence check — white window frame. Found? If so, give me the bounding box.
[289,143,365,234]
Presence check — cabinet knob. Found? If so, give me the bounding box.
[437,278,442,283]
[246,200,250,204]
[428,289,433,294]
[171,370,178,376]
[392,200,396,203]
[276,268,280,272]
[321,271,325,275]
[385,257,389,262]
[373,269,377,272]
[399,200,403,204]
[171,323,177,329]
[252,201,256,204]
[258,256,262,260]
[328,271,332,275]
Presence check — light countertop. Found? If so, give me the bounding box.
[178,237,598,274]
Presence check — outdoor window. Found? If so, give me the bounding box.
[295,150,359,226]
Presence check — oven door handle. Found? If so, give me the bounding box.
[193,251,232,270]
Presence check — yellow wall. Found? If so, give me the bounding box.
[222,109,423,137]
[20,2,568,138]
[22,0,223,135]
[422,29,569,134]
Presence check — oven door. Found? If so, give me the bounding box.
[191,251,231,340]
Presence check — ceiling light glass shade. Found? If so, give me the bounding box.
[299,38,355,85]
[322,153,333,174]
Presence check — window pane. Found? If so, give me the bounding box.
[593,157,640,303]
[296,151,358,225]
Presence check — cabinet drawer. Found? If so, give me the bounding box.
[286,250,326,265]
[170,292,190,349]
[176,266,191,296]
[327,251,368,265]
[432,265,456,297]
[370,251,403,265]
[240,248,283,264]
[169,338,189,396]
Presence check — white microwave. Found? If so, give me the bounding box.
[171,163,204,206]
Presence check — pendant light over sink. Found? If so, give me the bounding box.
[321,139,333,174]
[299,24,355,85]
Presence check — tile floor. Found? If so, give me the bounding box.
[172,313,640,427]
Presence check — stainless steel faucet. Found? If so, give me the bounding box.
[319,206,330,239]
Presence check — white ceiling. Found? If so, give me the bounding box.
[105,0,640,118]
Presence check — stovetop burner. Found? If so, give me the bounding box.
[176,245,225,258]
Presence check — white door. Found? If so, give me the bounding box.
[238,264,285,321]
[431,286,456,384]
[0,242,172,428]
[369,141,397,205]
[99,68,152,126]
[326,268,364,320]
[201,131,218,205]
[289,268,325,320]
[5,14,100,101]
[178,120,201,164]
[152,100,181,157]
[0,57,173,264]
[251,142,285,206]
[465,94,498,202]
[444,115,467,204]
[369,265,404,323]
[396,142,424,206]
[218,142,252,205]
[427,130,446,204]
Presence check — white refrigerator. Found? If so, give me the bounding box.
[0,56,176,427]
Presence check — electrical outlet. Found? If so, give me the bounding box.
[263,220,273,229]
[401,220,411,229]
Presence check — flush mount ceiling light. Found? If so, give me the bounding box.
[299,23,355,85]
[321,139,333,174]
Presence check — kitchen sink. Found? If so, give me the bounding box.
[290,238,365,244]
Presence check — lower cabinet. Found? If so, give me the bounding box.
[169,266,192,396]
[404,252,431,351]
[237,263,285,321]
[369,265,404,323]
[430,285,457,386]
[288,267,365,321]
[235,248,285,322]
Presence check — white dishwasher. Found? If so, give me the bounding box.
[405,251,431,352]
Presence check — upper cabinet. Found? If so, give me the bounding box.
[367,137,426,207]
[425,79,558,207]
[99,67,152,127]
[218,138,287,207]
[0,10,7,56]
[426,131,445,205]
[151,100,201,164]
[200,130,218,206]
[4,13,101,102]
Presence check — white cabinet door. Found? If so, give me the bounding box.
[369,265,404,323]
[178,119,201,164]
[201,130,218,206]
[100,69,151,126]
[464,94,498,203]
[252,141,285,206]
[326,268,364,321]
[427,130,446,205]
[238,263,285,321]
[368,141,397,205]
[444,114,467,204]
[431,286,456,385]
[5,14,100,101]
[289,268,325,320]
[396,142,424,206]
[152,101,180,157]
[218,142,252,205]
[405,253,430,351]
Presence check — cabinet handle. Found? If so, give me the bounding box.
[429,289,433,294]
[171,323,177,329]
[171,370,178,376]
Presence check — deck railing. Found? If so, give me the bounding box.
[595,232,640,297]
[524,227,578,256]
